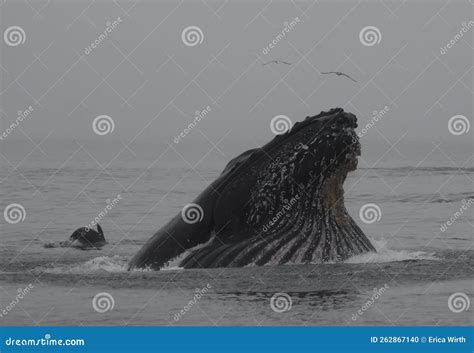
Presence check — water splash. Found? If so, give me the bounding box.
[161,232,219,271]
[345,238,440,264]
[41,256,131,274]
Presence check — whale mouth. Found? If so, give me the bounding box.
[326,116,361,173]
[343,129,361,171]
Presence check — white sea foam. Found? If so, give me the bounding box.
[161,232,218,271]
[345,238,440,264]
[41,255,131,274]
[161,256,185,271]
[41,254,186,274]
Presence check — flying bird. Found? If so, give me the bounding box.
[321,71,357,82]
[262,60,292,66]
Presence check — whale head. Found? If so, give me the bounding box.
[265,108,361,190]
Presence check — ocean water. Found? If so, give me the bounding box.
[0,139,472,326]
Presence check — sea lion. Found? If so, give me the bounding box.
[44,224,106,249]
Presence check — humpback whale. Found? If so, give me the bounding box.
[129,108,376,270]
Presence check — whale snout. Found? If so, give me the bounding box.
[343,111,357,128]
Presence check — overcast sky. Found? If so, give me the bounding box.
[0,0,472,147]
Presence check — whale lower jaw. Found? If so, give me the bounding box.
[179,166,375,269]
[178,210,373,268]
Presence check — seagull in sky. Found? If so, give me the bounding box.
[320,71,357,82]
[262,60,292,66]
